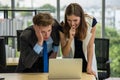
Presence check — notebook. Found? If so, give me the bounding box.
[48,59,82,79]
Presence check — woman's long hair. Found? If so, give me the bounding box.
[64,3,88,40]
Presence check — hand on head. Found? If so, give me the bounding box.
[33,25,44,46]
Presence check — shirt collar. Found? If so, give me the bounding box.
[45,37,53,44]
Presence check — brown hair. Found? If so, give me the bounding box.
[33,13,54,26]
[64,3,88,40]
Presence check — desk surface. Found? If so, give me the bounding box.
[0,73,96,80]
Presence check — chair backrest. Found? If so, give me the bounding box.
[0,37,6,72]
[17,30,23,51]
[95,38,110,79]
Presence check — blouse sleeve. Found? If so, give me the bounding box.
[92,17,97,27]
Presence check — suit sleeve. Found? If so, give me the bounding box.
[19,31,40,68]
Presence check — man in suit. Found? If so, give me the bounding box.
[16,13,61,72]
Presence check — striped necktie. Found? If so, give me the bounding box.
[43,41,48,72]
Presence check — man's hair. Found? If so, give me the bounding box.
[33,13,54,26]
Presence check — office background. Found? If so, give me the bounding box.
[0,0,120,78]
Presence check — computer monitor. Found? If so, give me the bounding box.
[17,30,23,51]
[0,37,6,72]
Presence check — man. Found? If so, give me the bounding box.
[16,13,61,72]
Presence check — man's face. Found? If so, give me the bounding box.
[38,25,52,40]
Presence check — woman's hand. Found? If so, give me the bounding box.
[33,25,43,46]
[87,65,96,77]
[69,26,76,40]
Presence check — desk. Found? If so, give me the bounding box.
[6,58,19,66]
[0,73,96,80]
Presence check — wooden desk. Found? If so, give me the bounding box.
[6,58,19,66]
[0,73,96,80]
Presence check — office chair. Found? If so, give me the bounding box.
[17,30,23,51]
[0,37,6,73]
[95,38,110,80]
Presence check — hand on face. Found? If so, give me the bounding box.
[33,25,43,46]
[69,26,76,40]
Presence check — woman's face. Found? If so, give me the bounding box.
[67,14,80,29]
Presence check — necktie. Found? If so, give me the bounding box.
[43,41,48,72]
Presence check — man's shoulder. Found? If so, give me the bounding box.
[21,25,35,39]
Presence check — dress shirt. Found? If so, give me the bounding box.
[33,37,59,56]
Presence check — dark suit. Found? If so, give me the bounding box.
[16,19,61,73]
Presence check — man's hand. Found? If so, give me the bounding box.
[49,52,57,58]
[33,25,43,46]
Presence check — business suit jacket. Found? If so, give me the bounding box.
[16,26,44,72]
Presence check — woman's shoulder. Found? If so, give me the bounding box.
[92,17,97,27]
[85,14,94,19]
[85,14,97,27]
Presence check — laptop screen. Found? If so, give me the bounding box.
[49,59,82,79]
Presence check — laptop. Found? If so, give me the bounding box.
[48,59,82,79]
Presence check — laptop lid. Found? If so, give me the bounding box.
[48,59,82,79]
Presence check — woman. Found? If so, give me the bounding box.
[59,3,98,78]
